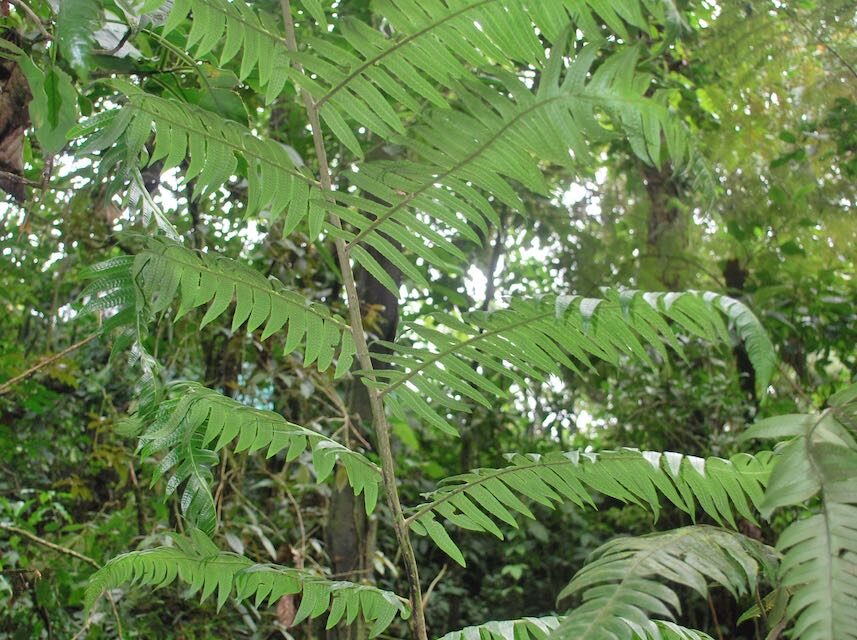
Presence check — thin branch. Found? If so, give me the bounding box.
[785,10,857,83]
[0,170,41,187]
[9,0,51,41]
[421,565,447,616]
[0,332,99,395]
[707,594,725,640]
[0,523,99,568]
[278,3,428,639]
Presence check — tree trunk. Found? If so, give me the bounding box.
[326,248,401,640]
[641,164,686,289]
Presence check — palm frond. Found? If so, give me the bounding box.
[129,382,380,534]
[553,526,776,640]
[83,238,356,377]
[334,41,695,286]
[377,290,774,436]
[86,528,410,637]
[740,384,857,640]
[409,449,773,565]
[439,617,715,640]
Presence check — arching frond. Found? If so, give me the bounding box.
[293,0,671,154]
[334,42,695,286]
[127,382,380,534]
[377,290,774,436]
[86,528,410,637]
[408,449,773,565]
[72,84,322,229]
[740,385,857,640]
[83,238,356,377]
[439,617,715,640]
[553,526,776,640]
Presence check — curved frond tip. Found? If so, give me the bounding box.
[409,448,773,565]
[383,290,775,436]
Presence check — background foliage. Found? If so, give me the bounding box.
[0,0,855,639]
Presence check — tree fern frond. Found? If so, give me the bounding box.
[334,42,694,285]
[73,85,320,227]
[379,290,774,436]
[552,526,776,640]
[740,387,857,640]
[134,382,380,534]
[409,449,774,565]
[439,617,715,640]
[86,528,410,637]
[83,238,356,377]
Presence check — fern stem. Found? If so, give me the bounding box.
[279,4,429,639]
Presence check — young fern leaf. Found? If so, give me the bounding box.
[334,42,695,289]
[439,617,715,640]
[72,84,320,226]
[379,290,774,437]
[83,238,356,377]
[132,382,380,534]
[408,449,773,565]
[553,526,777,640]
[86,528,410,637]
[739,384,857,640]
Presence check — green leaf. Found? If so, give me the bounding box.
[755,392,857,640]
[17,59,79,155]
[56,0,102,80]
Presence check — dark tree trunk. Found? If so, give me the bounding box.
[641,164,686,289]
[326,247,401,640]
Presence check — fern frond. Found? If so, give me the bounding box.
[147,0,294,103]
[79,255,137,333]
[409,449,773,565]
[439,616,564,640]
[73,84,321,229]
[134,382,380,534]
[84,238,356,377]
[740,385,857,640]
[294,0,667,154]
[439,617,715,640]
[334,42,694,285]
[86,528,409,637]
[553,526,776,640]
[378,290,774,436]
